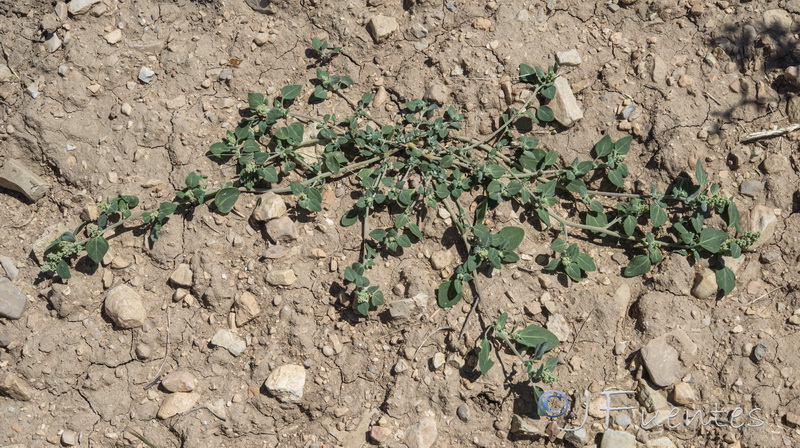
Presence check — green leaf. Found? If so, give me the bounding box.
[513,324,559,351]
[185,172,203,188]
[536,105,554,122]
[575,253,596,272]
[624,255,651,276]
[280,84,303,100]
[478,337,495,374]
[698,228,728,253]
[85,237,109,264]
[313,85,328,99]
[623,215,637,236]
[729,242,742,258]
[275,122,304,146]
[248,92,265,109]
[535,179,557,197]
[369,228,387,241]
[607,169,624,188]
[56,259,71,279]
[544,257,561,271]
[541,84,556,99]
[725,202,740,230]
[594,135,614,158]
[551,237,567,253]
[437,280,462,308]
[715,266,735,296]
[341,208,361,227]
[614,135,632,155]
[650,203,667,227]
[494,226,525,250]
[214,187,240,214]
[695,159,707,186]
[565,263,582,282]
[519,64,535,82]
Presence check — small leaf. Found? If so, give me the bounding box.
[513,324,559,351]
[478,337,495,374]
[214,187,240,214]
[369,228,387,241]
[725,202,740,230]
[550,237,567,253]
[494,226,525,250]
[650,203,667,227]
[437,280,462,308]
[565,263,582,282]
[715,266,735,296]
[536,105,554,122]
[185,172,202,188]
[623,215,637,236]
[56,259,71,279]
[341,208,360,227]
[607,169,624,188]
[698,228,728,253]
[248,92,265,108]
[575,253,596,272]
[695,159,708,186]
[85,237,109,264]
[594,135,614,158]
[280,84,303,100]
[624,255,651,276]
[614,135,632,155]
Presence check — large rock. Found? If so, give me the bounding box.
[0,277,27,319]
[234,291,261,326]
[266,269,297,286]
[169,263,193,288]
[210,329,246,356]
[406,417,437,448]
[251,192,286,222]
[104,285,146,329]
[601,429,636,448]
[749,205,778,249]
[67,0,101,15]
[157,392,199,419]
[264,364,306,403]
[367,15,399,43]
[0,159,50,202]
[640,329,697,387]
[161,371,197,393]
[550,77,583,127]
[0,372,33,401]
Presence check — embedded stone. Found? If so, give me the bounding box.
[264,364,306,403]
[157,392,199,419]
[104,285,146,329]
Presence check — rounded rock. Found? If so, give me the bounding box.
[104,284,146,329]
[264,364,306,403]
[161,371,197,393]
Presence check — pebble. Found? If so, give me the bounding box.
[367,15,399,43]
[104,285,146,329]
[138,66,155,83]
[265,216,298,242]
[786,94,800,122]
[157,392,199,419]
[763,9,794,31]
[104,29,122,44]
[472,18,492,30]
[0,158,51,202]
[640,329,697,387]
[120,102,132,116]
[749,205,778,249]
[161,371,197,393]
[26,81,39,98]
[0,278,26,319]
[785,412,800,429]
[0,372,33,401]
[423,83,451,105]
[369,426,392,444]
[456,403,470,421]
[251,192,286,222]
[265,364,306,403]
[61,430,78,446]
[601,429,636,448]
[393,359,409,374]
[211,329,246,356]
[373,86,388,107]
[671,382,697,405]
[219,70,232,81]
[135,343,152,359]
[253,32,269,46]
[762,154,788,174]
[754,341,768,362]
[266,269,297,286]
[322,346,334,357]
[510,415,542,435]
[406,417,437,448]
[614,341,627,355]
[234,291,261,326]
[691,268,717,299]
[429,250,453,270]
[546,313,570,342]
[615,412,631,428]
[550,77,583,127]
[646,436,678,448]
[68,0,100,14]
[565,428,588,445]
[44,34,62,53]
[739,180,763,198]
[432,352,445,370]
[55,2,68,21]
[169,264,193,288]
[556,49,582,66]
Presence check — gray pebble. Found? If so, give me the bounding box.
[456,403,470,421]
[615,412,631,428]
[754,342,768,362]
[0,257,18,280]
[219,70,232,81]
[303,358,313,368]
[739,180,763,198]
[138,66,155,83]
[322,345,334,357]
[0,278,27,319]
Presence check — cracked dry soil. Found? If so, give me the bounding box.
[1,0,800,447]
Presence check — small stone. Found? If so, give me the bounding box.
[121,103,132,116]
[252,192,286,222]
[44,34,62,53]
[138,66,155,83]
[165,95,186,110]
[265,364,306,403]
[739,180,763,198]
[762,154,788,174]
[677,74,694,88]
[615,412,632,428]
[556,49,582,66]
[0,159,51,202]
[456,403,470,421]
[411,23,428,39]
[104,285,146,329]
[763,9,794,31]
[0,278,27,320]
[754,342,768,362]
[430,250,453,270]
[394,359,409,374]
[472,18,492,30]
[211,329,247,356]
[691,268,718,299]
[235,291,261,326]
[510,415,543,436]
[601,429,636,448]
[61,430,78,446]
[640,329,697,387]
[373,86,388,107]
[322,346,334,357]
[565,427,588,445]
[370,426,393,444]
[161,371,197,393]
[55,2,68,20]
[614,341,627,355]
[786,95,800,122]
[785,412,800,429]
[671,382,697,405]
[0,373,33,401]
[0,257,19,280]
[135,343,152,359]
[157,392,199,419]
[646,436,678,448]
[104,29,122,44]
[253,32,269,46]
[432,352,446,370]
[789,315,800,325]
[406,417,437,448]
[550,77,583,127]
[749,205,778,249]
[265,216,298,242]
[367,15,399,43]
[423,83,451,105]
[169,264,193,288]
[68,0,100,14]
[546,314,570,342]
[219,70,232,81]
[266,269,297,286]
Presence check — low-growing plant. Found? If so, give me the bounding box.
[41,40,757,320]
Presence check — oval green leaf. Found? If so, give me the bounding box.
[214,187,240,214]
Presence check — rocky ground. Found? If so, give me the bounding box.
[1,0,800,447]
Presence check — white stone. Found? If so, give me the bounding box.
[235,291,261,326]
[104,285,146,329]
[121,103,132,116]
[749,205,778,249]
[265,364,306,403]
[157,392,199,419]
[429,250,453,270]
[367,15,399,43]
[44,35,62,53]
[266,269,296,286]
[169,263,193,288]
[254,32,269,46]
[646,436,678,448]
[600,429,636,448]
[406,417,437,448]
[0,278,27,320]
[138,66,155,83]
[211,329,247,356]
[252,192,286,221]
[556,49,582,66]
[550,77,583,127]
[67,0,101,15]
[104,29,122,44]
[161,371,197,393]
[640,329,697,387]
[546,313,570,342]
